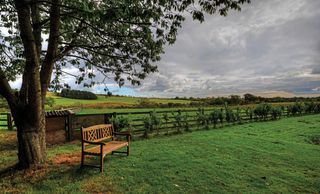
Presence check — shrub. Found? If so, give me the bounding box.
[245,107,254,121]
[209,110,219,128]
[270,106,282,120]
[304,102,316,113]
[149,111,161,135]
[142,111,161,137]
[224,104,234,124]
[234,107,242,124]
[143,116,152,138]
[196,108,209,129]
[110,115,131,132]
[254,103,271,120]
[182,114,191,132]
[172,112,183,133]
[218,108,224,127]
[45,97,55,108]
[162,113,170,134]
[287,102,304,116]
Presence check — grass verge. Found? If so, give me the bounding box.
[0,115,319,193]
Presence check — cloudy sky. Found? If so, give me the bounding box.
[132,0,320,97]
[11,0,320,98]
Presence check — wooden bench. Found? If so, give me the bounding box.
[81,124,131,172]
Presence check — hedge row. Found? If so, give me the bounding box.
[60,89,97,100]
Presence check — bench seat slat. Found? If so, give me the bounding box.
[84,141,128,155]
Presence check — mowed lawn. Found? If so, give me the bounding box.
[0,115,320,193]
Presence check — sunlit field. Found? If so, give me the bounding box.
[1,115,319,193]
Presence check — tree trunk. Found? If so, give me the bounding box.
[11,105,46,169]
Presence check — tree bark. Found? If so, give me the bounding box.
[12,0,47,169]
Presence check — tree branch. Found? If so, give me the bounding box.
[0,68,16,104]
[40,0,60,98]
[31,0,42,59]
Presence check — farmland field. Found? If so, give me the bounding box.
[50,94,192,107]
[1,115,319,193]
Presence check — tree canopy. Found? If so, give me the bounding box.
[0,0,250,92]
[0,0,250,169]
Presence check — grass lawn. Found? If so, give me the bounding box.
[0,115,320,193]
[50,95,192,108]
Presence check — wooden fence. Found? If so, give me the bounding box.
[0,107,318,143]
[70,108,292,138]
[0,113,13,130]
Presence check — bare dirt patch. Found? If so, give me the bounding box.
[51,153,81,165]
[0,132,17,150]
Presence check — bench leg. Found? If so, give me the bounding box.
[100,154,104,173]
[127,145,130,156]
[81,153,84,167]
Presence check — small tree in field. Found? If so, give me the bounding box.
[0,0,250,169]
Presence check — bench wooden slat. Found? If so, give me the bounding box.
[80,124,131,172]
[84,141,128,155]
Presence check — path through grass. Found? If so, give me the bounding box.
[0,115,319,193]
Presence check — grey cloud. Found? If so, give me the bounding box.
[133,0,320,97]
[55,0,320,97]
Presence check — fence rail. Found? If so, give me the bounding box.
[1,103,319,141]
[0,113,13,130]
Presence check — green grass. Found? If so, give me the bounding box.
[0,115,320,193]
[51,95,191,107]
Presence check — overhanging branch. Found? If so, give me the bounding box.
[0,68,15,104]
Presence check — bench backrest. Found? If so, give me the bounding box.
[81,124,114,143]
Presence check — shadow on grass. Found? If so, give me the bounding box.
[0,163,19,178]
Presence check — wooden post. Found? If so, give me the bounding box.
[104,113,112,124]
[7,113,13,131]
[67,113,74,141]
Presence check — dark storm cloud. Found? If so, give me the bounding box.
[135,0,320,97]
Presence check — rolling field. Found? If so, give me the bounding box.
[49,94,192,108]
[0,115,319,193]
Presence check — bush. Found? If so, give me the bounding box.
[254,103,271,120]
[224,105,234,124]
[287,102,304,116]
[218,108,225,127]
[150,111,161,135]
[270,107,282,120]
[60,89,97,100]
[304,102,316,113]
[110,115,131,132]
[162,113,170,134]
[142,111,161,137]
[143,116,152,138]
[209,109,219,128]
[45,97,55,108]
[234,107,242,124]
[196,108,209,129]
[172,112,183,133]
[245,107,254,121]
[182,114,191,132]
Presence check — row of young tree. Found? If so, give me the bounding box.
[60,89,97,100]
[176,94,320,106]
[110,102,320,138]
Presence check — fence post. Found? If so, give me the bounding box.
[7,113,13,131]
[66,113,74,141]
[112,112,117,131]
[104,113,112,124]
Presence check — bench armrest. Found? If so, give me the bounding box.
[82,139,105,146]
[113,131,131,141]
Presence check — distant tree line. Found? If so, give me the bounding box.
[60,89,97,100]
[175,93,320,106]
